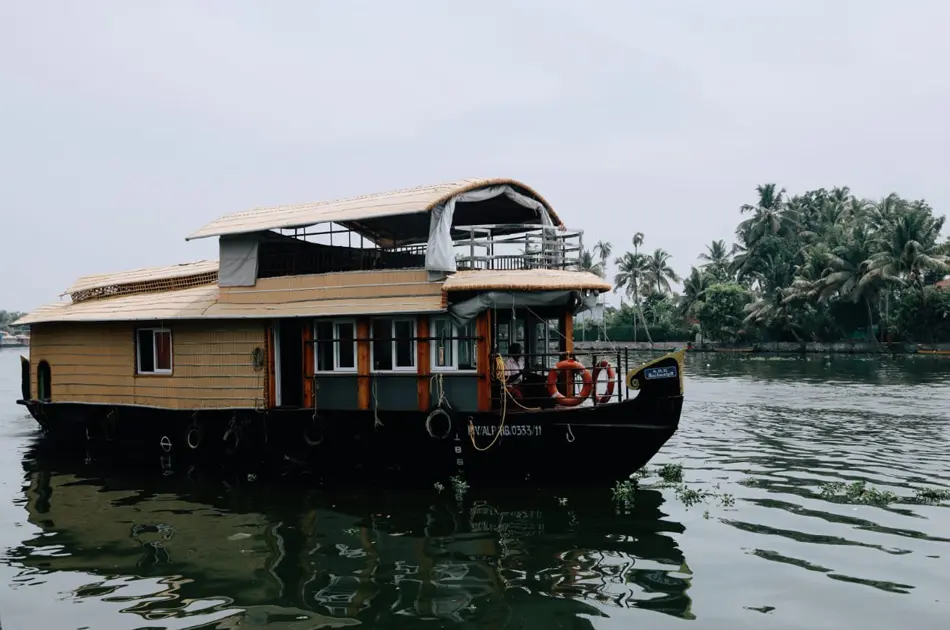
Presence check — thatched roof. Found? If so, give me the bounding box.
[443,269,610,293]
[15,283,444,325]
[186,178,561,244]
[65,260,219,302]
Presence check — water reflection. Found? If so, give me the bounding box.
[9,442,693,628]
[5,351,950,628]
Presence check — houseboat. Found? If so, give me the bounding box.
[15,178,685,484]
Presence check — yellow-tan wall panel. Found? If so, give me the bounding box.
[217,269,442,305]
[29,321,267,409]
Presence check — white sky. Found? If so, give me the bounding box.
[2,0,948,311]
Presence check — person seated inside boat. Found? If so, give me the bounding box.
[503,343,526,397]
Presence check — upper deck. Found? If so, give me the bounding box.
[190,177,583,286]
[16,178,609,326]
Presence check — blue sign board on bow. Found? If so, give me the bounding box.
[644,365,677,380]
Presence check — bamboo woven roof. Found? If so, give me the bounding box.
[15,284,444,325]
[65,259,220,303]
[186,178,561,241]
[66,260,219,294]
[443,269,611,293]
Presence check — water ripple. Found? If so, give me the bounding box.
[1,350,949,628]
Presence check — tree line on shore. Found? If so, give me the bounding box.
[576,184,950,344]
[0,311,26,334]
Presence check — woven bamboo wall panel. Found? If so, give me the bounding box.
[218,269,440,305]
[30,321,267,409]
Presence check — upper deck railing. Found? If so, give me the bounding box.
[454,224,583,272]
[258,223,583,278]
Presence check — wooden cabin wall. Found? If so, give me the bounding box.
[217,269,443,305]
[29,321,267,409]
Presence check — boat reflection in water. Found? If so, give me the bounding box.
[11,442,694,628]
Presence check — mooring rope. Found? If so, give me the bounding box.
[431,373,451,410]
[372,373,383,429]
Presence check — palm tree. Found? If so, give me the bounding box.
[591,240,612,337]
[867,211,948,288]
[865,193,904,233]
[698,239,732,282]
[613,252,648,299]
[613,250,652,342]
[679,267,709,343]
[632,232,644,253]
[743,289,804,341]
[593,240,612,267]
[576,247,605,278]
[818,225,882,341]
[737,183,798,244]
[644,248,681,294]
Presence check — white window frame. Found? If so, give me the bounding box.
[371,317,417,373]
[136,327,173,375]
[314,318,358,374]
[430,317,478,373]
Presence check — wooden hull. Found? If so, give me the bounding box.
[17,394,681,486]
[18,347,686,486]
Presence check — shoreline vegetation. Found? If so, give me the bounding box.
[576,340,950,354]
[574,183,949,346]
[0,310,27,334]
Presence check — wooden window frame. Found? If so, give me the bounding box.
[371,316,417,373]
[314,318,358,374]
[136,327,173,375]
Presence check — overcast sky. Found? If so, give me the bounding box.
[2,0,948,312]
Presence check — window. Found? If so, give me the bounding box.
[136,328,172,374]
[315,319,357,372]
[495,316,524,357]
[372,317,416,371]
[432,318,477,371]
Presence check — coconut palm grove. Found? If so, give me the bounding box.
[577,184,950,344]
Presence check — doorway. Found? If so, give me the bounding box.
[21,356,30,400]
[37,360,51,401]
[274,319,304,407]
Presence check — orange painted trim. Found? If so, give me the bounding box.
[476,310,492,411]
[417,316,430,411]
[560,311,574,354]
[266,323,276,408]
[356,317,371,410]
[302,320,314,408]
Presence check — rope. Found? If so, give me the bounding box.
[468,354,541,451]
[312,376,318,421]
[372,373,383,429]
[494,353,541,412]
[431,373,451,410]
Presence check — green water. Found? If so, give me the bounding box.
[0,349,948,629]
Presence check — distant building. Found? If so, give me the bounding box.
[575,303,605,324]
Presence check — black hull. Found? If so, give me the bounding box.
[18,396,682,486]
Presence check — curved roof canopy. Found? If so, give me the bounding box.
[186,178,561,246]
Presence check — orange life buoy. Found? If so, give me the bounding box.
[590,360,617,405]
[545,359,593,407]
